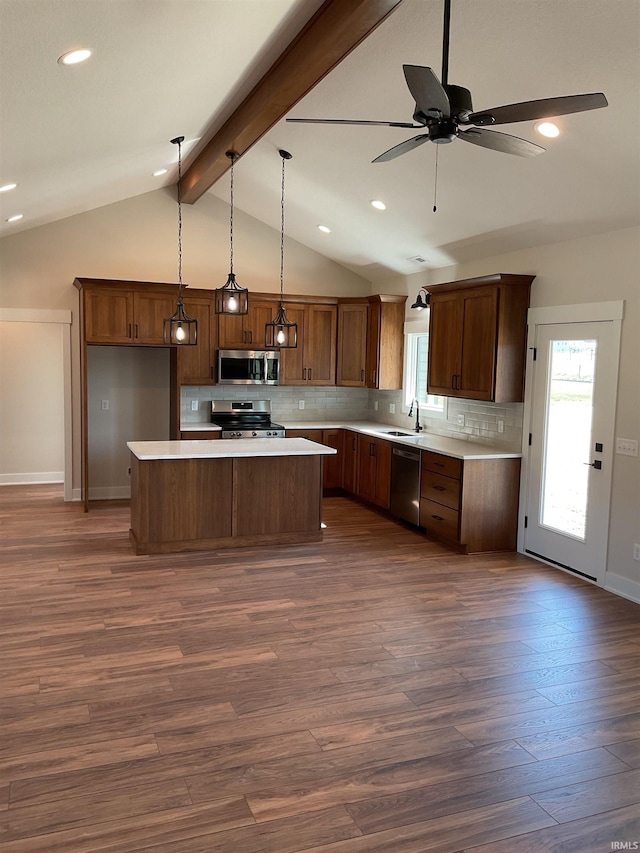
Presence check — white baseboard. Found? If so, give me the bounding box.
[70,488,83,502]
[605,572,640,604]
[0,472,64,485]
[87,485,131,500]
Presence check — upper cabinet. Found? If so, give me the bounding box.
[175,291,217,385]
[81,283,178,346]
[336,295,407,390]
[217,298,279,349]
[426,274,534,403]
[336,301,368,387]
[280,301,337,386]
[365,295,407,390]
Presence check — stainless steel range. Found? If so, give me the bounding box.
[210,400,286,439]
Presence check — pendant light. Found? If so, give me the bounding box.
[163,136,197,345]
[265,150,297,349]
[215,151,249,315]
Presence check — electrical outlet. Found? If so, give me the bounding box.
[389,403,395,414]
[457,413,465,426]
[634,544,640,562]
[101,399,109,411]
[191,400,199,411]
[616,438,638,457]
[497,420,505,433]
[374,400,378,411]
[298,400,305,410]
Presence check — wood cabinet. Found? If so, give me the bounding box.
[280,302,337,386]
[217,298,279,348]
[179,431,220,440]
[336,302,368,387]
[342,430,359,494]
[357,434,392,509]
[426,274,534,402]
[365,295,407,390]
[286,428,343,490]
[420,450,521,553]
[81,281,180,346]
[176,292,217,385]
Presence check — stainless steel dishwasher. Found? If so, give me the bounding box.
[390,445,421,526]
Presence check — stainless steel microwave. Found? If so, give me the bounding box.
[217,349,280,385]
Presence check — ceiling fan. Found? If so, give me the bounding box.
[287,0,608,162]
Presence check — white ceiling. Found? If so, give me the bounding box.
[2,0,639,280]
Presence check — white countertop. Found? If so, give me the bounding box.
[180,419,520,460]
[128,438,337,461]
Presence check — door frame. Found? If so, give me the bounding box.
[518,300,624,586]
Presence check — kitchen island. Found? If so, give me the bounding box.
[127,438,336,555]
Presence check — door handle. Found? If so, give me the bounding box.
[308,368,312,381]
[303,368,307,380]
[584,460,602,469]
[361,368,365,382]
[432,485,446,491]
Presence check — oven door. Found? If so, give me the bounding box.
[217,350,280,385]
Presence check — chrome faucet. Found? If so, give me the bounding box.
[408,398,423,433]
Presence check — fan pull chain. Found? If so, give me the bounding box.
[433,145,439,213]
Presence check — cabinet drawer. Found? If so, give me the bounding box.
[420,499,460,542]
[180,432,220,440]
[422,451,462,480]
[420,470,461,510]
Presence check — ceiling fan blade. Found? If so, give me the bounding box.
[468,93,608,126]
[286,118,421,128]
[403,65,450,118]
[372,134,431,163]
[458,128,545,157]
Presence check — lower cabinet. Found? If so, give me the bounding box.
[180,432,220,440]
[286,429,343,490]
[420,450,521,553]
[342,430,359,494]
[357,434,392,509]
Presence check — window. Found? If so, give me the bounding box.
[404,332,447,418]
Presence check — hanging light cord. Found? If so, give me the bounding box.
[279,153,286,305]
[170,135,185,296]
[229,153,235,275]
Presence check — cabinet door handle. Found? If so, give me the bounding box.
[369,442,375,456]
[433,485,446,491]
[433,462,445,468]
[361,368,365,382]
[210,365,215,380]
[352,437,356,451]
[303,368,307,380]
[451,374,456,390]
[248,331,253,343]
[134,324,139,339]
[308,368,312,381]
[431,514,444,521]
[372,369,377,385]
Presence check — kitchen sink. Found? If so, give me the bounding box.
[383,430,413,437]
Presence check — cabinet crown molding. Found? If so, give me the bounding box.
[425,273,535,295]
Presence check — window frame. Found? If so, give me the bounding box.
[402,331,448,419]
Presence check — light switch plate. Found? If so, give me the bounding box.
[389,403,396,414]
[616,438,638,457]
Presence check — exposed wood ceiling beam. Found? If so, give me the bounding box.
[180,0,405,204]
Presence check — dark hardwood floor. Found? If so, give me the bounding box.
[1,484,639,852]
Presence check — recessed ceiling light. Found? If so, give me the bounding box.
[534,121,560,138]
[370,199,386,210]
[0,182,17,193]
[153,169,168,177]
[317,224,331,233]
[6,214,23,222]
[58,48,92,66]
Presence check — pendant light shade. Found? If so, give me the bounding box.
[265,150,297,349]
[215,151,249,315]
[163,135,197,346]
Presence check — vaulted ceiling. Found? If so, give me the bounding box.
[1,0,638,280]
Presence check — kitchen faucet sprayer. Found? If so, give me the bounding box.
[408,398,424,432]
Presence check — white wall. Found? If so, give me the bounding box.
[378,225,640,596]
[0,188,371,494]
[0,320,64,484]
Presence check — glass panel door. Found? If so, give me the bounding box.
[540,339,596,539]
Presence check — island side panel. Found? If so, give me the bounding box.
[131,456,233,551]
[233,455,323,537]
[459,457,521,553]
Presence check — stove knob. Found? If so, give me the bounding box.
[252,431,258,437]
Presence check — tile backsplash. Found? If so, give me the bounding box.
[181,385,523,450]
